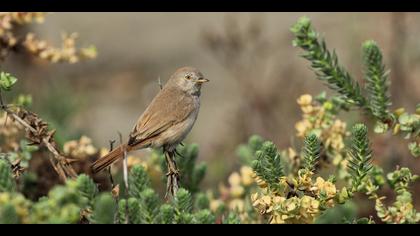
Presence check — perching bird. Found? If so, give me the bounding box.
[91,66,209,196]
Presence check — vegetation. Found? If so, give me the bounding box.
[0,14,419,224]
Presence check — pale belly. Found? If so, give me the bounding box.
[151,97,200,152]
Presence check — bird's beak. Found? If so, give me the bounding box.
[197,78,210,83]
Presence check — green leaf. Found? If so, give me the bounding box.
[138,188,160,223]
[347,123,373,191]
[362,40,392,121]
[128,165,151,199]
[118,198,142,224]
[193,209,215,224]
[92,193,116,224]
[302,133,321,172]
[291,17,367,108]
[0,203,19,224]
[408,142,420,157]
[174,188,192,213]
[223,212,241,224]
[159,204,175,224]
[0,159,15,192]
[0,72,18,91]
[75,174,98,202]
[252,141,284,191]
[373,121,389,134]
[194,192,210,210]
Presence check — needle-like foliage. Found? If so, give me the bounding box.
[302,133,321,172]
[362,40,392,122]
[347,124,373,190]
[291,16,367,108]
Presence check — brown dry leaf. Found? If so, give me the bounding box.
[111,184,120,199]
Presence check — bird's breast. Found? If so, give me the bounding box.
[156,96,200,152]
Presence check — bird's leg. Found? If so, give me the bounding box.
[165,151,179,199]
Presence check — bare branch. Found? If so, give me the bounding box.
[0,90,77,181]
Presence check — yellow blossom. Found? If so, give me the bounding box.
[209,199,223,212]
[297,94,312,106]
[301,105,314,114]
[228,172,242,186]
[295,119,312,137]
[240,166,254,186]
[127,156,148,170]
[63,135,97,159]
[230,185,245,198]
[229,199,245,212]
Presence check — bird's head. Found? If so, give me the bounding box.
[169,66,209,96]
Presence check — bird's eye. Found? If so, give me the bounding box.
[185,74,191,80]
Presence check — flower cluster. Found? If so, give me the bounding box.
[0,12,96,63]
[296,94,348,152]
[391,108,420,157]
[251,170,338,223]
[295,94,350,177]
[23,32,97,64]
[63,136,98,160]
[0,12,45,48]
[210,166,259,223]
[368,168,420,223]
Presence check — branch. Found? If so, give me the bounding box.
[0,91,77,181]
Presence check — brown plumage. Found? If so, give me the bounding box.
[91,67,208,173]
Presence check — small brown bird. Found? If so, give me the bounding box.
[91,66,209,195]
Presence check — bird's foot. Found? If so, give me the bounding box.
[164,151,180,199]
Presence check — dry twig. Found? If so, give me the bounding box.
[0,91,77,181]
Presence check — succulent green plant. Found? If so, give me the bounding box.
[347,124,373,191]
[362,40,392,123]
[251,141,284,191]
[291,16,366,108]
[0,159,15,192]
[302,133,321,172]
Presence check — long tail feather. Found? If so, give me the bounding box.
[91,144,130,173]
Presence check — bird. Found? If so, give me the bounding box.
[90,66,209,195]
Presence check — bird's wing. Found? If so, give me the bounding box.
[128,86,194,146]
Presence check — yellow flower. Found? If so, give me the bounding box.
[63,140,78,154]
[210,199,223,212]
[297,94,312,106]
[229,199,245,212]
[99,147,109,157]
[301,196,319,212]
[295,119,312,137]
[230,185,245,198]
[273,196,285,204]
[252,194,272,214]
[253,175,267,188]
[251,192,259,202]
[261,195,272,205]
[240,166,254,186]
[270,214,285,224]
[228,172,242,187]
[393,123,400,135]
[394,107,405,117]
[331,119,347,133]
[314,177,336,198]
[127,156,147,170]
[63,135,97,159]
[297,170,313,190]
[287,147,297,159]
[301,105,314,114]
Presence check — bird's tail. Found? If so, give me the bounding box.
[91,144,131,173]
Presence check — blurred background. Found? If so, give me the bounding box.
[3,13,420,209]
